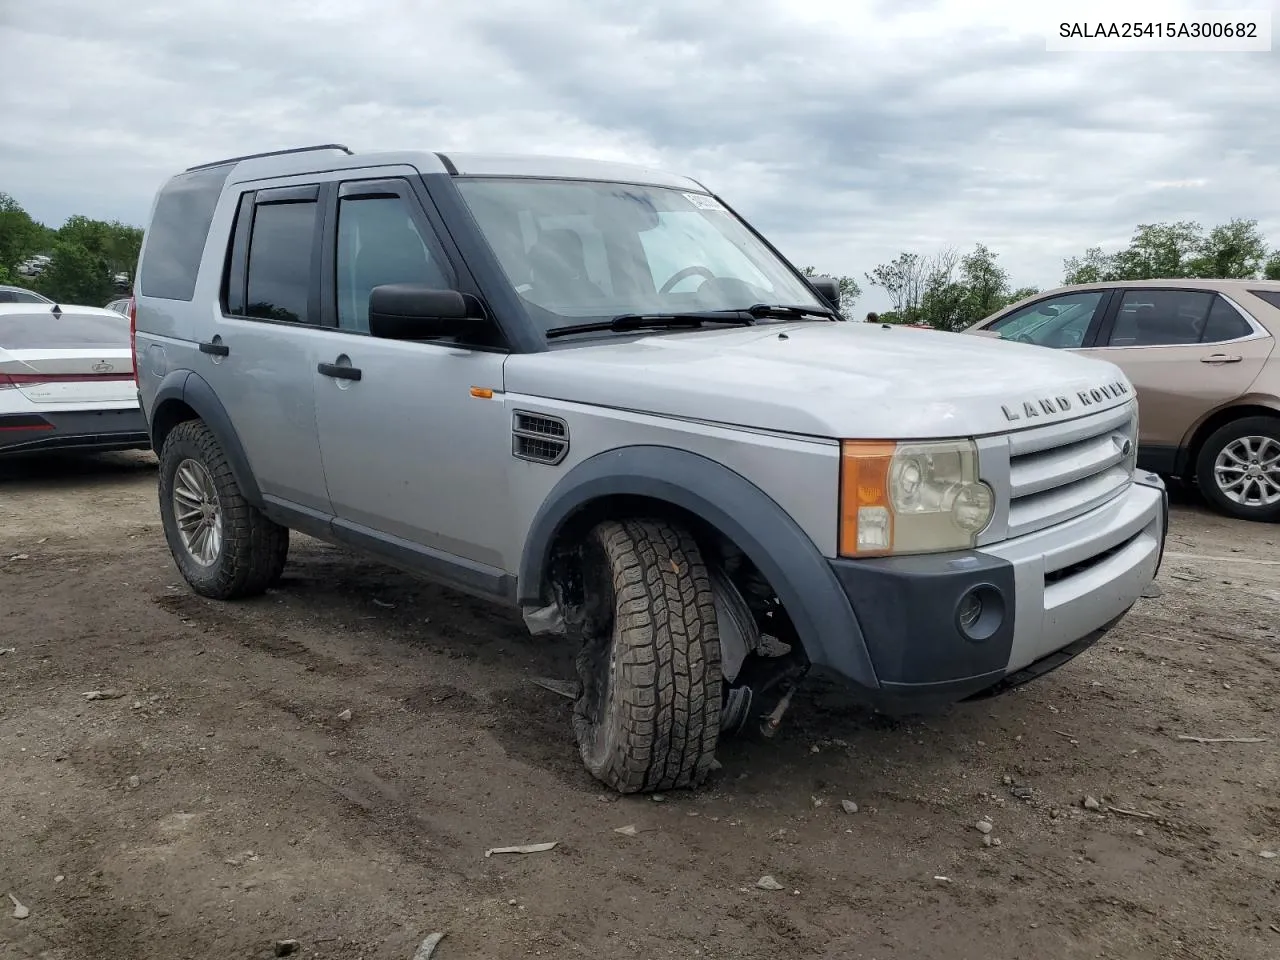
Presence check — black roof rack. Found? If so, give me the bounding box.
[185,143,354,173]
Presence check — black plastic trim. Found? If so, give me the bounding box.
[518,445,879,690]
[828,550,1017,687]
[434,152,459,175]
[256,184,320,204]
[198,340,229,357]
[1136,443,1178,476]
[331,518,516,604]
[185,144,352,173]
[149,369,264,507]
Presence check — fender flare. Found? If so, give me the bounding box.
[149,369,264,508]
[518,445,878,689]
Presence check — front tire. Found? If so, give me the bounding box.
[1195,416,1280,522]
[158,419,290,599]
[572,519,722,794]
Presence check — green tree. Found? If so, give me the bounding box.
[1187,218,1268,279]
[1265,252,1280,281]
[58,214,143,282]
[0,192,53,273]
[801,265,862,314]
[1062,246,1118,285]
[1111,221,1205,279]
[32,239,115,306]
[865,252,925,317]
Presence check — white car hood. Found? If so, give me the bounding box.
[505,321,1134,439]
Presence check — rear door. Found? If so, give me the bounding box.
[200,184,334,515]
[1076,288,1275,449]
[0,310,136,405]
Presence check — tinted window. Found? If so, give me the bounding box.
[0,313,129,349]
[335,194,449,333]
[1199,296,1253,342]
[1107,290,1212,347]
[137,164,232,301]
[243,200,318,324]
[1249,289,1280,310]
[987,291,1105,348]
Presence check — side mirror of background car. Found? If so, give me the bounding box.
[368,284,481,340]
[809,276,841,312]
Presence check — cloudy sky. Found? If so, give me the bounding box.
[1,0,1277,308]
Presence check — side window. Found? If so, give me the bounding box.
[1199,296,1254,343]
[335,193,450,333]
[986,291,1105,348]
[240,199,319,324]
[137,164,233,302]
[1106,290,1213,347]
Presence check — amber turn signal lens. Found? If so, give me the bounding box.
[839,441,895,556]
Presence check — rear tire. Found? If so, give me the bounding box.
[158,419,290,599]
[1195,416,1280,523]
[572,519,722,794]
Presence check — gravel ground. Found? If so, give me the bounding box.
[1,451,1278,960]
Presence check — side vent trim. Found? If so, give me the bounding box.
[512,410,569,465]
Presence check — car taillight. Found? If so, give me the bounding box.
[128,296,138,383]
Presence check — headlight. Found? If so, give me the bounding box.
[839,439,994,556]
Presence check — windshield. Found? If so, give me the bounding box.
[455,178,825,334]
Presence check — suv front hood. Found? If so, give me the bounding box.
[506,322,1135,439]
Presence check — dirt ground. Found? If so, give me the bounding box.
[2,451,1278,960]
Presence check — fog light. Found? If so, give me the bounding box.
[958,592,983,631]
[955,584,1006,643]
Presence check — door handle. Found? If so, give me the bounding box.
[318,361,362,381]
[199,340,229,357]
[1200,354,1242,364]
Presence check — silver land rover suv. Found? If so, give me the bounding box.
[132,144,1168,794]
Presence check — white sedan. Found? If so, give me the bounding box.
[0,303,149,457]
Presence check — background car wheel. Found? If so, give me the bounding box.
[158,419,291,599]
[1195,416,1280,523]
[572,518,722,794]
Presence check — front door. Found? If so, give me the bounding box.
[311,177,513,589]
[1074,288,1273,451]
[202,184,333,515]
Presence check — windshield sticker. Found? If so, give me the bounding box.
[683,192,725,211]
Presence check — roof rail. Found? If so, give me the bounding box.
[185,143,354,173]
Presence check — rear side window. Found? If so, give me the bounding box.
[241,199,319,325]
[0,314,129,350]
[1249,289,1280,310]
[137,165,232,301]
[1199,296,1254,342]
[1106,290,1213,347]
[0,289,51,304]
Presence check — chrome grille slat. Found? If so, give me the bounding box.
[1001,400,1138,539]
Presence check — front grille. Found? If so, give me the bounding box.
[1005,402,1136,538]
[512,411,569,465]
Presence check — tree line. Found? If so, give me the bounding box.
[0,193,142,305]
[812,217,1280,330]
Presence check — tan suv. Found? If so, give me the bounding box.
[967,279,1280,522]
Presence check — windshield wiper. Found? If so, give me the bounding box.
[545,311,757,339]
[742,303,838,320]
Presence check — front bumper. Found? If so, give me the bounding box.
[0,407,151,457]
[816,474,1167,712]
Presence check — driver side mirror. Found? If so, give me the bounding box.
[368,284,482,340]
[809,276,841,312]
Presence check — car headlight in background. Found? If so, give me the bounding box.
[839,439,994,556]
